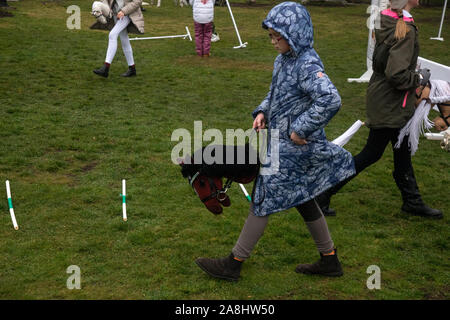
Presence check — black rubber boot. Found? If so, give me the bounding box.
[121,65,136,77]
[93,64,109,78]
[315,190,336,216]
[393,170,443,219]
[295,248,343,277]
[195,253,242,281]
[315,176,354,217]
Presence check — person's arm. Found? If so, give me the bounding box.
[252,84,272,120]
[252,57,281,120]
[121,0,143,16]
[290,66,342,139]
[384,28,420,91]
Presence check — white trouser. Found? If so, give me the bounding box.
[105,15,135,66]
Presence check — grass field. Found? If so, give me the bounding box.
[0,0,448,299]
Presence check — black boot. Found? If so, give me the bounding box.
[393,170,443,219]
[195,253,242,281]
[315,190,336,216]
[93,64,109,78]
[295,248,343,277]
[315,176,354,217]
[121,65,136,77]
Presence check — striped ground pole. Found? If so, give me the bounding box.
[122,179,127,222]
[239,183,252,202]
[5,180,19,230]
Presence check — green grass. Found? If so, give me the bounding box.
[0,0,448,299]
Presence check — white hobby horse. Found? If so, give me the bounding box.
[91,1,112,24]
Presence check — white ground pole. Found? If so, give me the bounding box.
[417,57,450,81]
[425,128,450,151]
[430,0,447,41]
[129,26,192,41]
[122,179,127,222]
[331,120,365,147]
[225,0,248,49]
[5,180,19,230]
[425,133,445,140]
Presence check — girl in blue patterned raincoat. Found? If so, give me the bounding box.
[195,2,355,281]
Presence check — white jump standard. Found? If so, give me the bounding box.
[129,26,192,41]
[430,0,447,41]
[225,0,247,49]
[5,180,19,230]
[121,179,127,222]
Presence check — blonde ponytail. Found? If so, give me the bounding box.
[394,9,410,40]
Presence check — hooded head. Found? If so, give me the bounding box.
[262,2,314,56]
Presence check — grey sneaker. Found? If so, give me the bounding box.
[211,33,220,42]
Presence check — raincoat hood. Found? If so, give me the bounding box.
[376,9,416,44]
[262,2,314,56]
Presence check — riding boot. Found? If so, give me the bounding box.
[315,189,335,216]
[195,253,242,281]
[315,175,354,217]
[295,248,343,277]
[121,65,136,77]
[93,64,109,78]
[393,170,443,219]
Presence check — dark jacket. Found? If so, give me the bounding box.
[365,9,420,129]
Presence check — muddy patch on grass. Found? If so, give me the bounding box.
[20,171,75,186]
[81,161,98,173]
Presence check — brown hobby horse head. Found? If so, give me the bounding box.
[179,143,260,215]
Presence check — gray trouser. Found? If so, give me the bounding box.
[231,199,335,260]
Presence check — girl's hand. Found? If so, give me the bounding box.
[253,113,266,132]
[117,11,125,19]
[290,131,307,145]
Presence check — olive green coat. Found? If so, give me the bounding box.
[90,0,144,34]
[365,11,420,129]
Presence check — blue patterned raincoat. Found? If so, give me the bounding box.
[251,2,355,216]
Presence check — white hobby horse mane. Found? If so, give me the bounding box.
[92,1,112,24]
[396,79,450,155]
